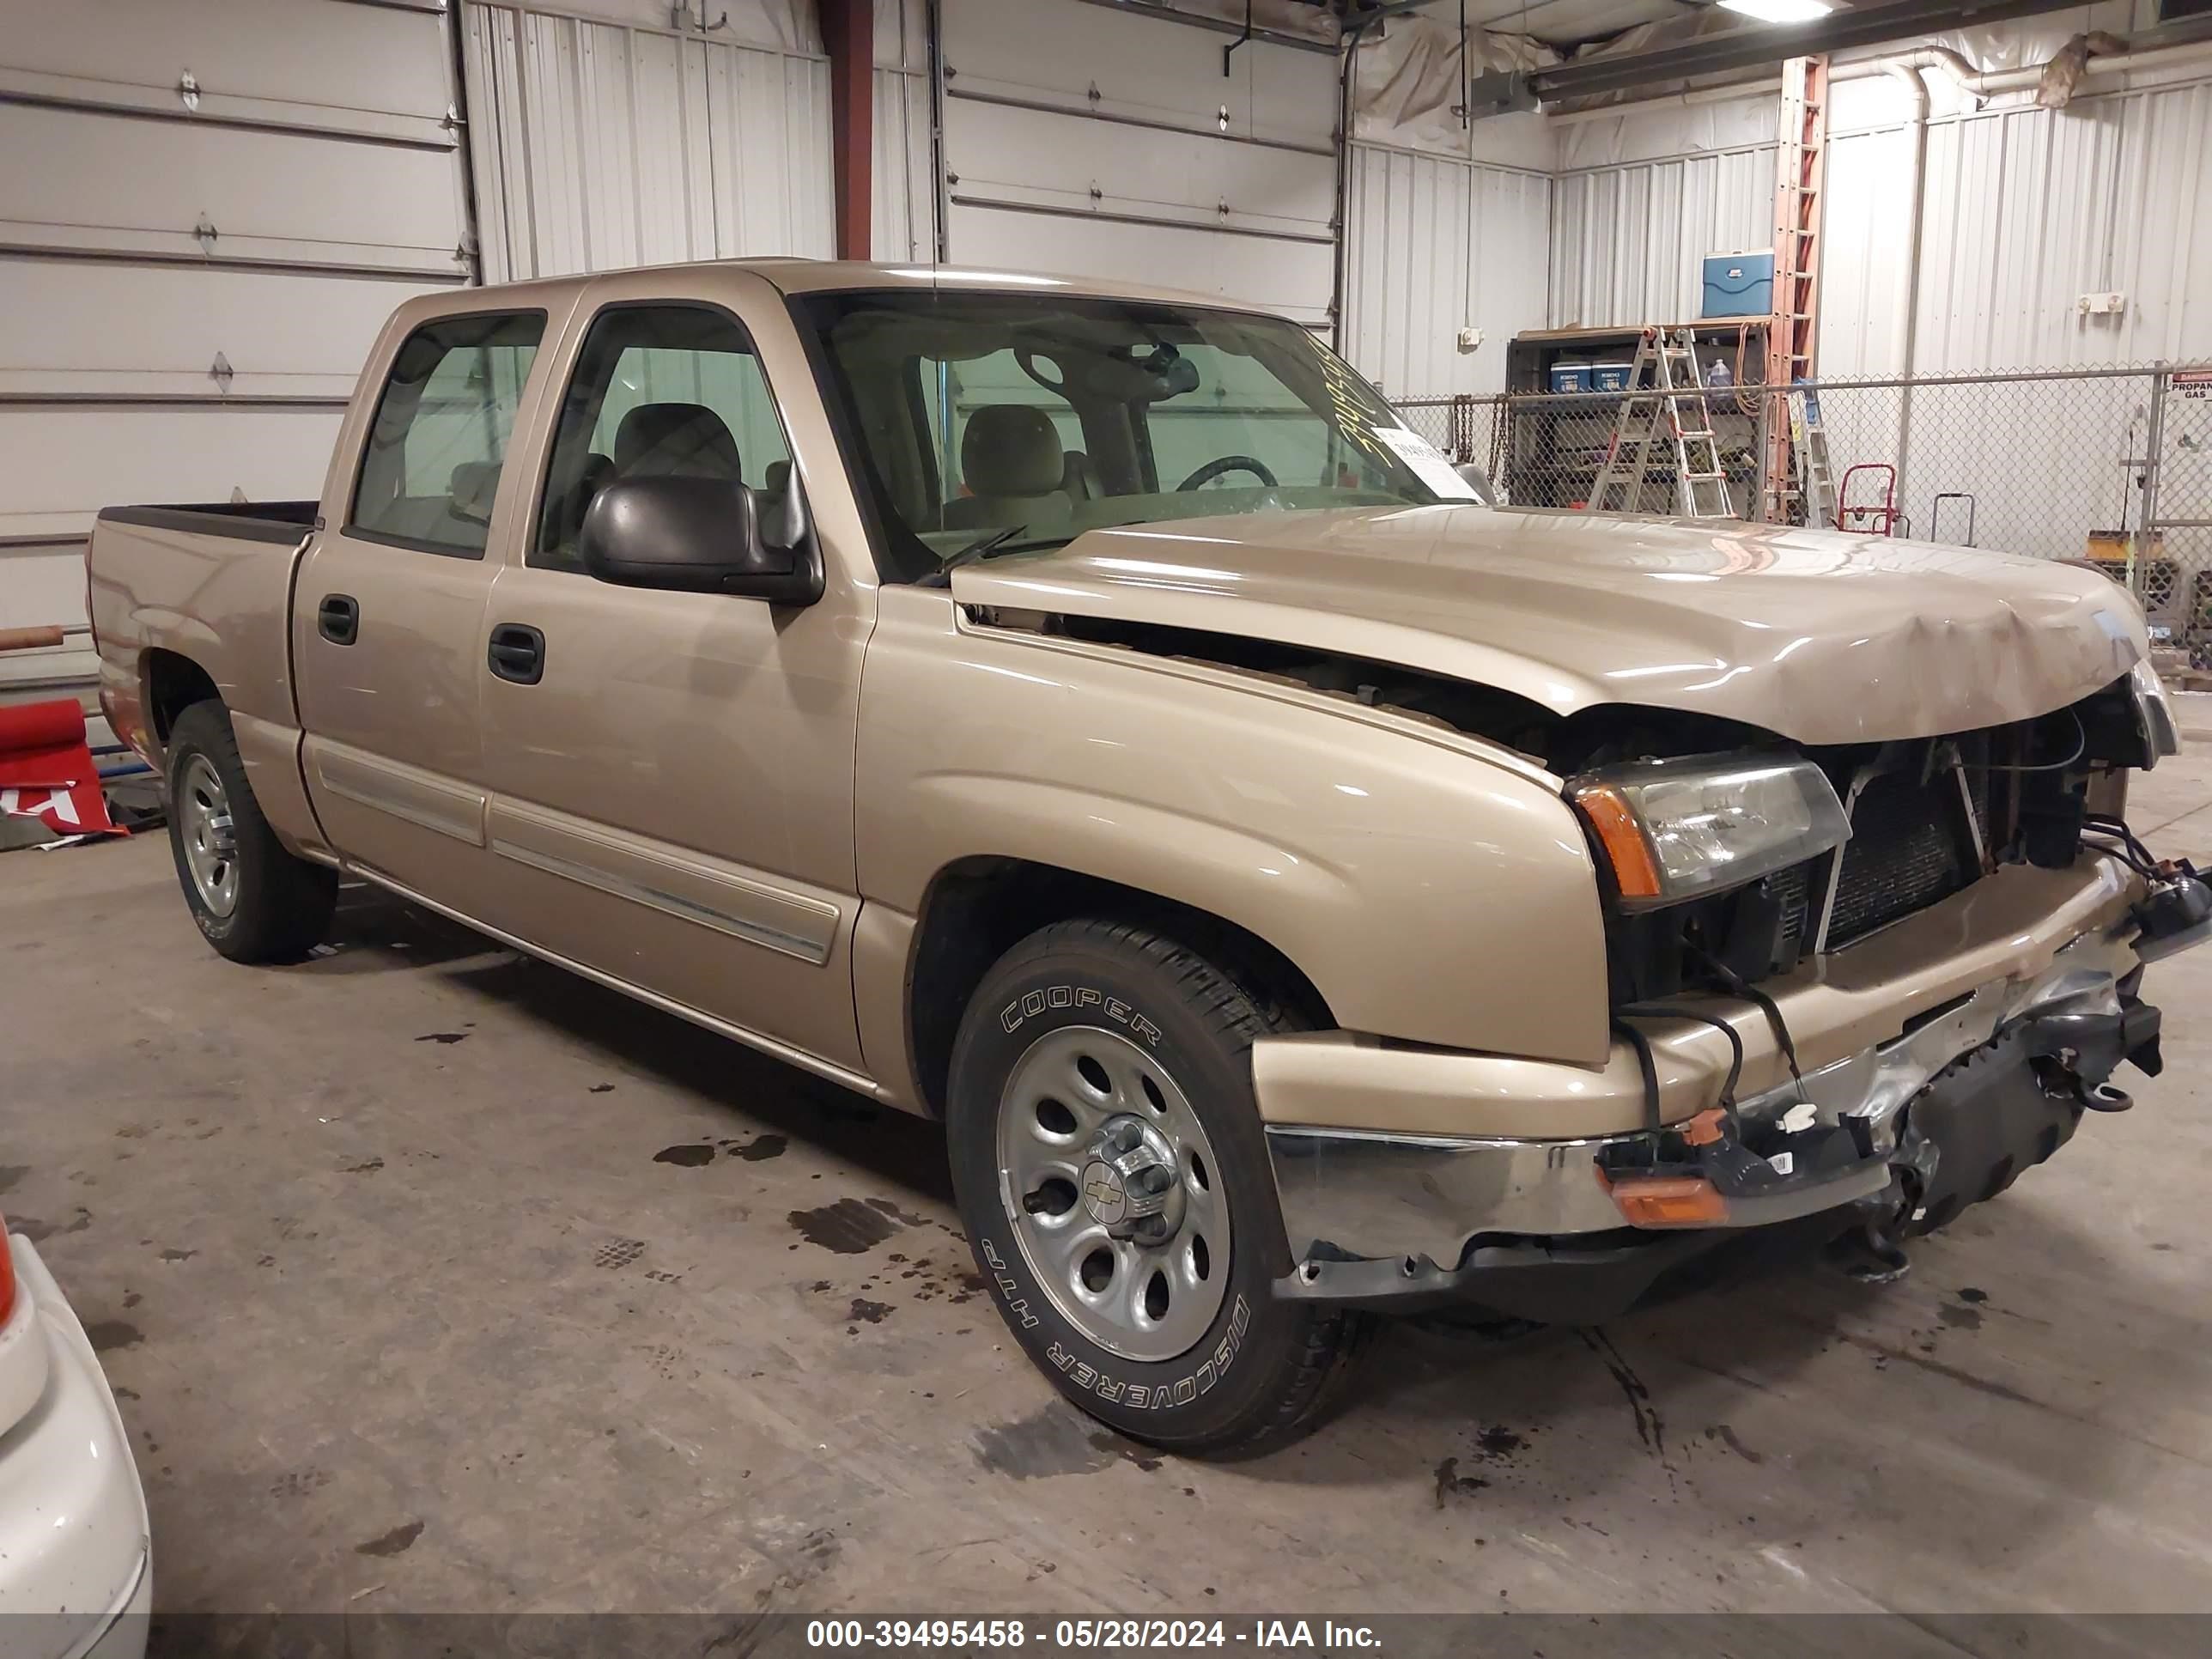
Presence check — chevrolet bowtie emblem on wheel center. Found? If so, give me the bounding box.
[1081,1116,1182,1238]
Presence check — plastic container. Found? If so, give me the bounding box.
[1548,361,1592,393]
[1589,361,1634,392]
[1701,251,1775,318]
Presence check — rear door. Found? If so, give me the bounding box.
[465,275,870,1073]
[294,303,556,906]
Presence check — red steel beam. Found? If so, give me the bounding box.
[819,0,874,260]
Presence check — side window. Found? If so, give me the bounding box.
[349,311,544,556]
[533,304,795,572]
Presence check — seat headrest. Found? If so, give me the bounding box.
[448,460,501,522]
[614,402,742,479]
[962,406,1065,498]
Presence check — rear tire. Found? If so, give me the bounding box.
[165,700,336,963]
[946,917,1372,1456]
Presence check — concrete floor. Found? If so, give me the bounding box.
[9,754,2212,1622]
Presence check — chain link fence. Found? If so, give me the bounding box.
[1395,363,2212,664]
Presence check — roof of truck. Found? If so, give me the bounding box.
[751,259,1224,307]
[463,258,1241,313]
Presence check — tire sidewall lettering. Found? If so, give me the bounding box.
[1036,1293,1253,1412]
[998,983,1162,1047]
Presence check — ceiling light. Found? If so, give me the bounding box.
[1718,0,1832,21]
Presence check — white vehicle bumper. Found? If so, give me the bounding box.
[0,1233,152,1659]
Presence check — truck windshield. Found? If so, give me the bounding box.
[790,288,1477,583]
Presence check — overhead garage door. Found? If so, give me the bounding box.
[0,0,473,714]
[940,0,1340,325]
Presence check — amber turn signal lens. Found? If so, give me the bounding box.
[1606,1176,1729,1228]
[1574,785,1663,901]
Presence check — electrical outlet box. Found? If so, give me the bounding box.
[1455,326,1483,354]
[2078,291,2127,316]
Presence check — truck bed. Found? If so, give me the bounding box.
[95,501,319,544]
[87,501,321,771]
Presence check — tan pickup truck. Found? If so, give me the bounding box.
[88,260,2210,1454]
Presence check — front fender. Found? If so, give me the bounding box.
[856,587,1611,1066]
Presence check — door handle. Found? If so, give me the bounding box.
[318,593,359,646]
[487,623,546,686]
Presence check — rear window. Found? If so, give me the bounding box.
[349,311,545,557]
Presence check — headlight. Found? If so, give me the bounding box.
[1568,752,1850,908]
[2129,659,2179,769]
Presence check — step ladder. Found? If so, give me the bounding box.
[1784,383,1840,528]
[1588,329,1737,520]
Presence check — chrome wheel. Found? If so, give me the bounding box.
[176,753,240,918]
[996,1025,1229,1363]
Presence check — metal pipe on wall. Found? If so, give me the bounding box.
[1331,15,1375,355]
[1544,33,2212,129]
[928,0,951,263]
[1884,60,1928,518]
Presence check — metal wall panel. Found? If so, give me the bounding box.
[1547,146,1775,331]
[0,0,468,672]
[1342,143,1552,398]
[1545,76,2212,372]
[1909,81,2212,370]
[461,2,834,284]
[941,0,1337,320]
[1814,124,1912,377]
[873,67,937,263]
[872,0,935,261]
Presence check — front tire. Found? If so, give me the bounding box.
[946,918,1372,1455]
[165,700,336,963]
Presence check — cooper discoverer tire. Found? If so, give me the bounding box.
[165,699,337,964]
[946,918,1372,1455]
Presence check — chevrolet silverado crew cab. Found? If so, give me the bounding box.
[88,260,2211,1455]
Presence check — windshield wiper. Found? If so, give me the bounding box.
[939,524,1029,571]
[937,515,1157,576]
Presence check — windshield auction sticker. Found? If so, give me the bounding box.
[1370,425,1480,501]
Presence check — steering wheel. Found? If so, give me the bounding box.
[1176,455,1277,491]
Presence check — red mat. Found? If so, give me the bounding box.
[0,698,119,836]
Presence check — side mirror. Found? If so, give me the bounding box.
[579,475,823,605]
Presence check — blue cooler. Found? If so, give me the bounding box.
[1589,361,1634,392]
[1701,251,1775,318]
[1549,361,1591,392]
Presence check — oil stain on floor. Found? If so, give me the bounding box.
[790,1198,901,1255]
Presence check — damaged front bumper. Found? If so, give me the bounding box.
[1261,857,2210,1321]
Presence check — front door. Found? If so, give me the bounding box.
[468,289,868,1073]
[295,307,553,907]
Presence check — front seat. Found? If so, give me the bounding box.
[614,401,743,481]
[942,405,1073,532]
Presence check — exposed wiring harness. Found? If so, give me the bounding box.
[2084,811,2172,881]
[1613,999,1747,1142]
[1609,926,1820,1145]
[1692,945,1810,1102]
[1960,708,2087,775]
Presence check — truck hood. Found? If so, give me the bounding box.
[948,506,2147,745]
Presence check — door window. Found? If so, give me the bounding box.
[534,304,795,573]
[349,311,545,557]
